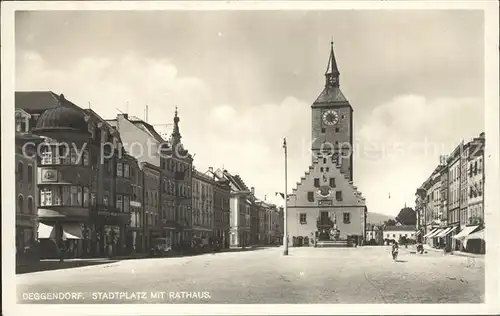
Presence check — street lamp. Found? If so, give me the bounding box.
[283,137,288,256]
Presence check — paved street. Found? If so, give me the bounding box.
[16,246,484,304]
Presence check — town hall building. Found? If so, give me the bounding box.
[287,43,368,247]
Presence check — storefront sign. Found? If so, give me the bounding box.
[130,201,141,207]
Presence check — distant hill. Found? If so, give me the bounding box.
[366,212,394,224]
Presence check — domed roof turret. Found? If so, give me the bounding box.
[34,104,88,133]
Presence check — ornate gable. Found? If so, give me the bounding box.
[288,156,365,208]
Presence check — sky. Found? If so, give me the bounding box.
[15,10,485,217]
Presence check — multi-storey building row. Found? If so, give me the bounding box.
[415,133,485,254]
[15,91,283,260]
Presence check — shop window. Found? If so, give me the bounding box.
[90,192,96,206]
[103,195,109,206]
[70,148,79,165]
[77,187,83,206]
[123,196,130,213]
[70,186,79,206]
[83,150,89,166]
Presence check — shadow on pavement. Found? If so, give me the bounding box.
[16,260,119,275]
[395,260,408,263]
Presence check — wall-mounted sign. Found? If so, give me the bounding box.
[41,169,58,182]
[130,201,141,207]
[318,199,333,206]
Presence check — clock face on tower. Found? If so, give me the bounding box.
[322,110,339,126]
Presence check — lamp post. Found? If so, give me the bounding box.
[283,137,288,256]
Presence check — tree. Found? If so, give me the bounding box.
[384,219,397,226]
[395,207,416,225]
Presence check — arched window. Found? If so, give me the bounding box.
[17,162,24,180]
[17,195,24,214]
[27,196,34,214]
[27,165,33,184]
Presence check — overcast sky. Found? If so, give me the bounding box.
[15,10,485,217]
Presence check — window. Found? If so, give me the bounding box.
[91,192,96,206]
[70,186,79,206]
[27,165,33,184]
[300,213,307,224]
[323,158,327,164]
[326,167,330,172]
[27,197,34,214]
[117,163,123,177]
[77,186,83,206]
[307,192,314,202]
[70,148,79,165]
[320,167,324,172]
[393,234,396,238]
[83,187,90,207]
[343,212,350,224]
[123,196,130,213]
[314,178,320,187]
[40,188,52,206]
[103,195,109,206]
[329,178,336,187]
[124,164,130,178]
[17,162,24,180]
[17,195,24,213]
[63,186,71,205]
[335,128,340,133]
[336,191,343,201]
[83,150,89,166]
[321,128,326,133]
[116,195,123,211]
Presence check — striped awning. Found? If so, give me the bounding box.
[436,226,458,238]
[62,224,83,240]
[452,225,479,240]
[423,228,438,238]
[463,229,485,248]
[427,228,444,238]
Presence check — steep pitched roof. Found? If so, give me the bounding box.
[313,86,348,105]
[15,91,81,113]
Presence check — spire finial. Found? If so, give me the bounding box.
[325,40,340,87]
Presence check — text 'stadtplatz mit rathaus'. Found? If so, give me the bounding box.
[15,94,284,262]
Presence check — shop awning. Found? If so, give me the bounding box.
[423,228,438,238]
[38,223,56,239]
[436,226,458,238]
[427,228,444,238]
[464,229,485,248]
[62,224,83,240]
[465,229,484,241]
[452,225,479,240]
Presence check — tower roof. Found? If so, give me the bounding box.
[312,42,349,107]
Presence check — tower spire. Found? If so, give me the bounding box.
[325,41,340,87]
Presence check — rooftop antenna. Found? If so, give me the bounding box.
[88,101,91,109]
[116,108,125,114]
[145,105,149,123]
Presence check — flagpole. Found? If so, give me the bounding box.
[283,137,288,256]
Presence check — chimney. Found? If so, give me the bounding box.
[118,113,128,120]
[251,187,255,196]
